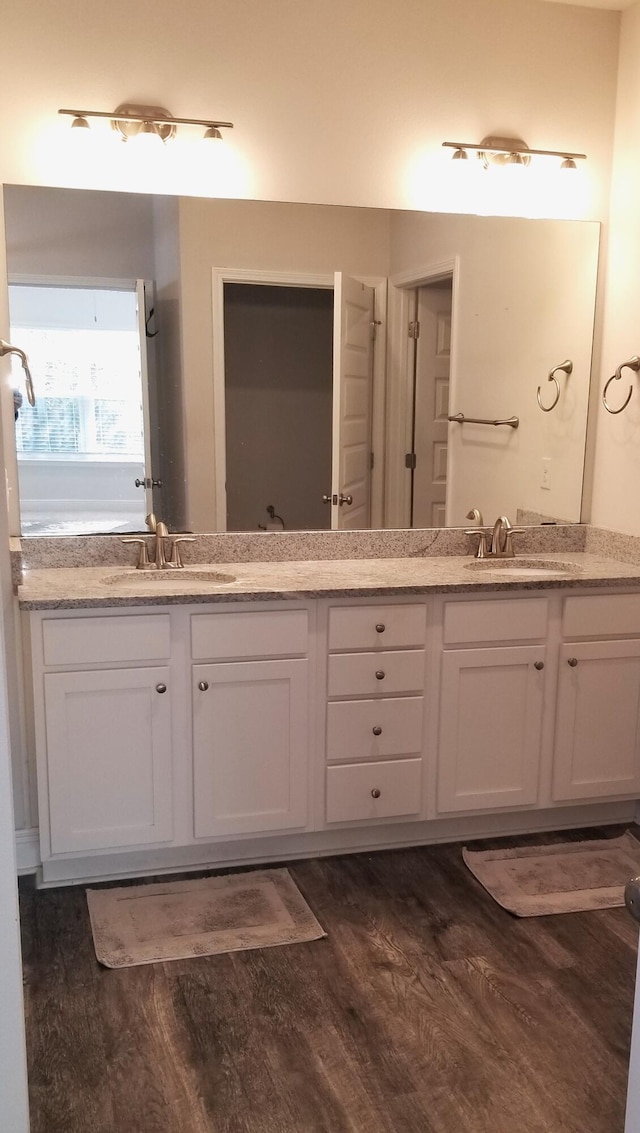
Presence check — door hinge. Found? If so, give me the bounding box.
[369,451,375,470]
[370,319,382,341]
[405,453,417,470]
[408,320,420,340]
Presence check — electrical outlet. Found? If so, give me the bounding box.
[541,457,551,491]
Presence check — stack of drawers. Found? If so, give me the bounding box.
[324,602,427,824]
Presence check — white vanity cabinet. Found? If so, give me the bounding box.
[190,608,311,838]
[553,595,640,802]
[322,601,427,824]
[31,613,174,856]
[24,583,640,885]
[436,598,548,813]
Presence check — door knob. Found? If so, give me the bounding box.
[339,494,353,506]
[135,477,163,489]
[322,494,335,504]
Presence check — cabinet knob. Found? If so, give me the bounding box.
[534,661,544,671]
[568,657,578,667]
[155,683,167,694]
[198,681,209,692]
[375,623,386,634]
[375,670,385,680]
[371,788,381,799]
[372,726,382,736]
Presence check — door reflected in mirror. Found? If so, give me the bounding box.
[2,185,600,535]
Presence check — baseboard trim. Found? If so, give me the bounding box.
[37,801,637,887]
[15,827,40,874]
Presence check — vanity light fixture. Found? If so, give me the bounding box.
[59,103,234,144]
[442,135,586,170]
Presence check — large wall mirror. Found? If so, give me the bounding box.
[2,185,600,536]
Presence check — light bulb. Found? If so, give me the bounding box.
[131,121,164,150]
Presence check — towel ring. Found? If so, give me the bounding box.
[537,359,572,413]
[602,355,640,415]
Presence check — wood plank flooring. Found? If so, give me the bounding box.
[19,830,639,1133]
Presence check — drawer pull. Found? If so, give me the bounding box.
[375,670,385,680]
[371,788,381,799]
[534,661,544,671]
[375,623,386,634]
[568,657,578,667]
[372,726,382,736]
[198,681,209,691]
[155,683,167,694]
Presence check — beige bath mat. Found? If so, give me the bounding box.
[87,868,326,968]
[462,831,640,917]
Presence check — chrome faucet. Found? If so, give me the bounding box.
[466,512,521,559]
[122,518,195,569]
[490,514,516,558]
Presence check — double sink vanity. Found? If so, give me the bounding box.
[17,524,640,886]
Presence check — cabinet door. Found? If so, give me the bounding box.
[44,667,173,854]
[193,659,308,838]
[553,640,640,801]
[438,646,545,813]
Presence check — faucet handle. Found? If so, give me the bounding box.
[167,535,196,568]
[464,529,489,559]
[121,537,152,569]
[503,526,526,558]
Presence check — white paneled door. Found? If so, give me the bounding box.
[412,283,451,529]
[332,273,375,529]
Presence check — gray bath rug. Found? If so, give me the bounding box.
[462,831,640,917]
[87,868,326,968]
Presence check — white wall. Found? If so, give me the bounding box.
[388,212,600,526]
[3,186,156,279]
[590,1,640,536]
[0,0,619,220]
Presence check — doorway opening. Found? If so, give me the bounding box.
[9,282,153,536]
[223,282,334,532]
[214,270,378,533]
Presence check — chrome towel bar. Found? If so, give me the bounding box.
[448,412,519,429]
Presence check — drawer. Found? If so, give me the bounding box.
[326,758,422,823]
[563,594,640,639]
[328,603,426,651]
[326,696,424,762]
[327,650,425,697]
[443,598,548,645]
[191,609,308,660]
[41,614,171,666]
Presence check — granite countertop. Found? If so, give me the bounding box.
[17,552,640,610]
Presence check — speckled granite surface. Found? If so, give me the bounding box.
[585,526,640,566]
[18,524,587,572]
[18,553,640,610]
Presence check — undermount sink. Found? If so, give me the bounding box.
[101,568,237,586]
[464,557,583,579]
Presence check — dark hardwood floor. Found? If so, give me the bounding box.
[19,830,638,1133]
